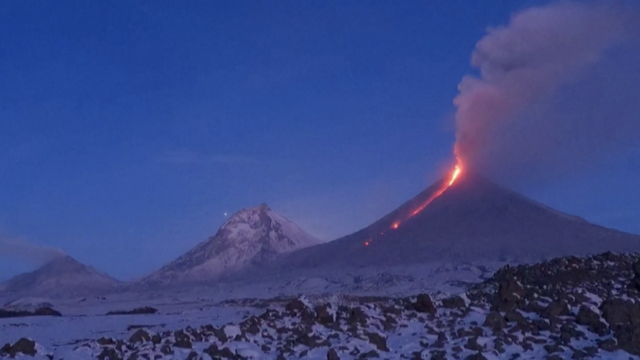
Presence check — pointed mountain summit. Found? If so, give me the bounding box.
[141,204,322,287]
[274,171,640,269]
[0,255,121,299]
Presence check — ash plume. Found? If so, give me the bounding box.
[454,1,640,183]
[0,236,66,266]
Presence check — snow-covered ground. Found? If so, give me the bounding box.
[4,252,640,359]
[0,294,253,348]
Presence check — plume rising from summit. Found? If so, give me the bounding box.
[453,1,640,182]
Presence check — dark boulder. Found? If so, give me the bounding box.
[483,312,507,332]
[442,296,466,309]
[366,332,389,352]
[174,330,192,349]
[409,294,436,315]
[464,337,483,352]
[203,344,236,359]
[0,338,37,357]
[630,261,640,291]
[359,350,379,358]
[327,348,340,360]
[97,347,122,360]
[465,353,488,360]
[315,304,335,324]
[128,329,150,343]
[541,300,570,319]
[493,279,525,311]
[601,299,640,355]
[576,306,607,336]
[285,299,309,313]
[97,337,116,345]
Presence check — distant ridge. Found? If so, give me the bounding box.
[0,255,121,299]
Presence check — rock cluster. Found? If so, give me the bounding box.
[1,338,37,357]
[105,307,158,316]
[5,252,640,359]
[470,251,640,357]
[0,307,62,319]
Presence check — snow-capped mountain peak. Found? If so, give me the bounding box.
[141,204,322,287]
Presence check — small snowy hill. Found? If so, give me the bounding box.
[0,256,121,299]
[141,204,322,287]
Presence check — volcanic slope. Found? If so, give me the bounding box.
[141,204,322,287]
[272,172,640,270]
[0,255,121,299]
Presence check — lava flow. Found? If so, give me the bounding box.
[410,163,462,217]
[363,163,462,247]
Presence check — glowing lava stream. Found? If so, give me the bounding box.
[449,164,462,186]
[409,164,462,217]
[363,164,462,247]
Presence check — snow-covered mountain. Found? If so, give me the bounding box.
[0,255,121,299]
[141,204,322,287]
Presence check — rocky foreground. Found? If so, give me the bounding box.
[3,252,640,359]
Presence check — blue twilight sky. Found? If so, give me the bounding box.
[1,1,638,281]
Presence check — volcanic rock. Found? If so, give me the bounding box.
[631,261,640,290]
[203,344,235,359]
[409,294,436,315]
[128,329,150,343]
[107,307,158,315]
[465,353,488,360]
[327,348,340,360]
[576,306,607,335]
[541,300,570,318]
[442,295,466,309]
[0,338,37,357]
[600,299,640,355]
[97,347,121,360]
[366,332,389,352]
[483,311,507,332]
[494,279,525,311]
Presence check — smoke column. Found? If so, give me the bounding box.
[454,1,640,182]
[0,236,65,266]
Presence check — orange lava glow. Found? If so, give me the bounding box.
[449,164,462,186]
[363,162,462,248]
[411,163,463,217]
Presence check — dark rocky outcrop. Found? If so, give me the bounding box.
[0,307,61,319]
[106,307,158,316]
[0,338,37,357]
[407,294,436,315]
[442,295,466,309]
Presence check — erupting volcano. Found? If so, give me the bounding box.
[266,171,640,273]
